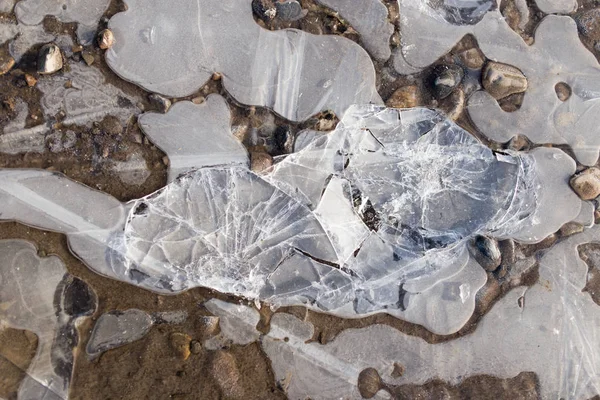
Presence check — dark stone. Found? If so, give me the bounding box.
[252,0,277,21]
[275,0,304,21]
[429,64,464,99]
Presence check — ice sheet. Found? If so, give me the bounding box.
[0,239,96,400]
[105,0,381,122]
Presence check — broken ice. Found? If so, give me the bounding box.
[0,102,585,335]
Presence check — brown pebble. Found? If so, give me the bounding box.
[169,332,192,360]
[315,110,338,131]
[559,222,584,237]
[212,72,222,81]
[460,47,485,69]
[482,61,528,100]
[507,135,530,151]
[24,74,37,87]
[554,82,571,102]
[82,51,95,66]
[209,351,244,399]
[250,151,273,173]
[101,116,123,135]
[386,85,420,109]
[570,167,600,200]
[190,340,202,354]
[199,316,220,336]
[162,156,170,166]
[98,29,115,50]
[192,96,205,105]
[72,44,83,53]
[357,368,382,399]
[0,54,15,75]
[391,362,405,378]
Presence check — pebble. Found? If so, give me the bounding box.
[507,135,530,151]
[315,110,338,131]
[391,362,405,378]
[357,368,382,399]
[252,0,277,21]
[554,82,571,101]
[24,74,37,87]
[191,96,205,104]
[0,54,15,75]
[98,29,115,50]
[570,167,600,200]
[274,125,294,154]
[275,0,304,21]
[37,43,63,74]
[190,340,202,354]
[149,93,172,113]
[559,222,584,237]
[82,51,95,66]
[575,8,600,36]
[386,85,420,108]
[469,235,501,271]
[430,64,464,99]
[251,151,273,173]
[209,351,244,399]
[169,332,192,360]
[460,48,485,69]
[482,61,528,100]
[498,239,516,265]
[199,316,220,336]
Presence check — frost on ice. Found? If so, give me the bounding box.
[0,100,586,335]
[105,0,380,121]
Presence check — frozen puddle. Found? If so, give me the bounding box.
[0,240,96,400]
[0,101,587,335]
[105,0,380,121]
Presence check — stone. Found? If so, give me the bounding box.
[148,93,171,113]
[252,0,276,21]
[430,64,464,99]
[460,47,485,69]
[386,85,420,108]
[275,0,304,21]
[250,151,273,173]
[468,235,501,271]
[190,340,202,354]
[482,61,527,100]
[37,43,63,74]
[357,368,382,399]
[559,222,584,237]
[570,168,600,200]
[199,316,220,336]
[554,82,571,102]
[209,351,244,399]
[0,53,15,75]
[98,29,115,50]
[81,51,94,66]
[24,73,37,87]
[169,332,192,360]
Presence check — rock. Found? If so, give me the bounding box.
[507,135,530,151]
[559,222,584,237]
[391,362,405,378]
[315,110,338,131]
[482,61,528,100]
[386,85,420,108]
[82,51,95,66]
[498,239,516,265]
[148,93,171,113]
[460,48,485,69]
[199,316,220,336]
[430,64,464,99]
[169,332,192,360]
[252,0,276,21]
[275,0,304,21]
[357,368,382,399]
[210,351,244,399]
[190,340,202,354]
[274,125,294,154]
[37,43,63,74]
[251,151,273,173]
[469,235,501,271]
[432,0,495,25]
[24,73,37,87]
[570,167,600,200]
[575,8,600,37]
[0,54,15,75]
[554,82,571,101]
[98,29,115,50]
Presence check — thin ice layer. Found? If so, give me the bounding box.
[138,96,248,182]
[315,0,394,61]
[467,15,600,166]
[105,0,380,122]
[255,223,600,400]
[0,240,96,400]
[14,0,110,43]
